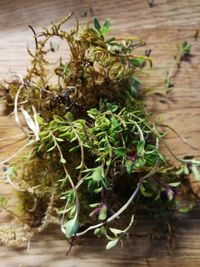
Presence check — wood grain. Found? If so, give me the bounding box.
[1,0,200,266]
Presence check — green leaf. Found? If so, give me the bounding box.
[109,228,123,236]
[0,196,8,208]
[168,182,181,187]
[106,239,119,250]
[93,17,101,31]
[183,166,190,175]
[69,206,76,217]
[177,203,194,213]
[132,77,141,90]
[129,85,137,98]
[63,190,76,202]
[175,197,194,213]
[99,19,110,36]
[180,41,191,56]
[89,203,100,208]
[131,58,145,67]
[39,131,49,138]
[87,108,99,119]
[60,157,66,164]
[62,216,78,238]
[55,137,64,142]
[53,115,65,123]
[176,165,189,176]
[140,184,153,197]
[106,103,118,112]
[5,166,16,176]
[92,166,104,182]
[100,226,107,236]
[106,159,111,166]
[62,64,71,75]
[164,78,173,89]
[94,187,103,193]
[99,205,107,221]
[47,143,56,152]
[125,160,134,174]
[69,145,79,152]
[65,112,73,122]
[87,180,96,193]
[191,165,200,181]
[134,157,146,168]
[94,228,101,236]
[58,126,69,132]
[103,19,110,30]
[49,120,59,129]
[137,140,145,156]
[115,147,127,157]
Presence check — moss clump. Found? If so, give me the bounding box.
[0,15,199,250]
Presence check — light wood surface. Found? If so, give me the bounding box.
[1,0,200,266]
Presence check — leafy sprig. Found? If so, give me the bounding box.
[0,16,199,251]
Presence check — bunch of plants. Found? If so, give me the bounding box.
[0,14,199,250]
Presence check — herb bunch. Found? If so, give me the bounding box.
[0,15,199,250]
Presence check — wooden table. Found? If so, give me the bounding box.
[1,0,200,266]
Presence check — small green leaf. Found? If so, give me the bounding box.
[100,226,107,236]
[106,159,111,166]
[106,103,118,112]
[129,85,137,98]
[53,115,65,123]
[140,184,153,197]
[131,58,145,67]
[99,19,110,36]
[109,228,123,236]
[69,145,79,152]
[63,65,71,75]
[168,182,181,187]
[176,165,189,176]
[132,77,141,90]
[65,112,73,122]
[47,143,56,152]
[62,216,78,238]
[39,131,49,138]
[60,157,66,164]
[135,157,146,168]
[87,180,96,193]
[125,160,134,174]
[89,203,100,208]
[115,147,127,157]
[106,239,119,250]
[137,140,145,156]
[191,165,200,181]
[93,17,101,31]
[69,206,76,217]
[0,196,8,208]
[94,228,101,236]
[92,166,104,182]
[175,197,194,213]
[55,137,64,142]
[180,41,191,56]
[94,187,103,193]
[99,205,107,221]
[103,19,110,30]
[183,166,190,175]
[177,203,194,213]
[164,78,173,89]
